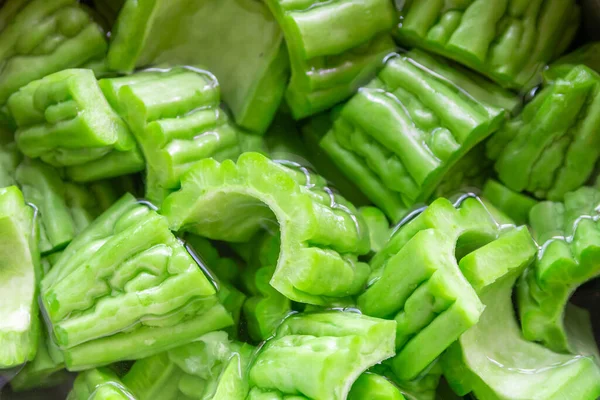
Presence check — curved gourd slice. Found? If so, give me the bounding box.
[161,152,371,305]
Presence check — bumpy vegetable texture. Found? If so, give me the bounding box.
[106,0,287,134]
[0,0,107,105]
[0,141,21,187]
[395,0,580,90]
[264,0,397,119]
[442,258,600,400]
[11,253,67,392]
[8,68,144,181]
[320,49,519,221]
[247,312,396,400]
[518,187,600,353]
[100,67,264,205]
[185,235,247,337]
[0,185,41,369]
[488,65,600,201]
[161,152,371,305]
[122,331,254,400]
[358,195,538,380]
[40,193,233,370]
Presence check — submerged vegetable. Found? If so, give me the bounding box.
[40,194,232,370]
[9,68,144,182]
[106,0,287,134]
[0,0,107,104]
[442,258,600,400]
[488,65,600,200]
[359,195,537,380]
[248,311,396,400]
[161,152,370,305]
[0,186,39,369]
[122,331,254,400]
[518,187,600,352]
[100,67,263,205]
[395,0,580,89]
[320,49,519,221]
[264,0,397,119]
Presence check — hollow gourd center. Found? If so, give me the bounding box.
[454,230,496,263]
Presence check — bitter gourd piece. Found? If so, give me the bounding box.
[395,0,580,90]
[320,49,519,221]
[40,193,232,370]
[9,68,144,182]
[161,152,371,305]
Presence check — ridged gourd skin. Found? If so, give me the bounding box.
[359,194,538,381]
[488,65,600,201]
[0,0,108,105]
[320,49,519,221]
[247,312,396,400]
[264,0,397,119]
[161,152,371,306]
[100,67,264,205]
[105,0,288,134]
[0,186,39,369]
[40,193,233,370]
[518,186,600,353]
[395,0,580,90]
[8,69,144,182]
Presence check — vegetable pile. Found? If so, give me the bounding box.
[0,1,599,399]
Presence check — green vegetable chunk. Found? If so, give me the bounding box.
[161,152,371,305]
[106,0,287,134]
[482,179,537,226]
[100,67,263,205]
[348,373,405,400]
[185,235,247,338]
[238,230,292,341]
[545,42,600,82]
[40,193,233,370]
[489,65,600,201]
[518,186,600,352]
[265,0,397,119]
[68,367,133,400]
[11,253,67,392]
[442,259,600,400]
[320,50,519,221]
[0,0,108,104]
[9,69,144,182]
[0,186,39,368]
[0,142,21,187]
[248,311,396,400]
[359,206,390,254]
[359,196,537,380]
[395,0,580,89]
[122,331,254,400]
